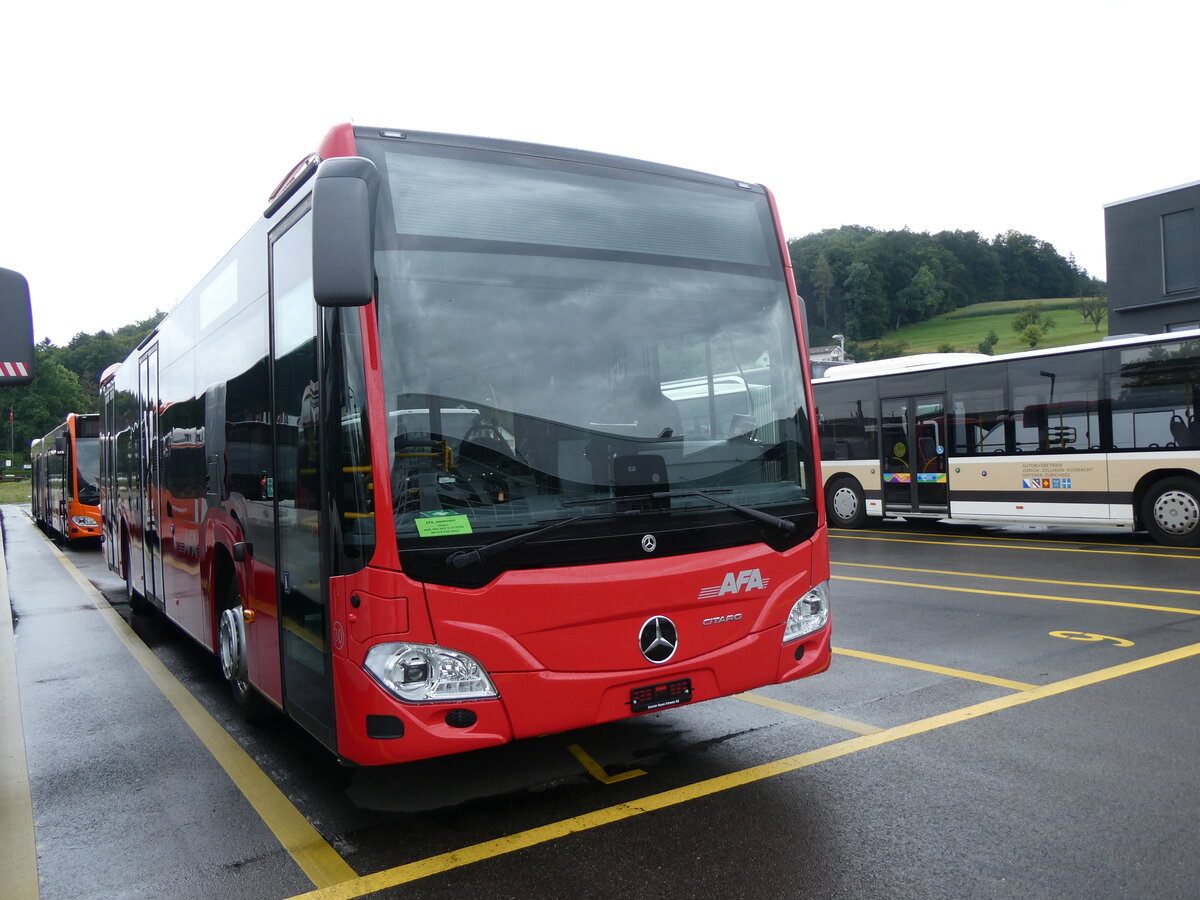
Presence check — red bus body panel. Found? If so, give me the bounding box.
[328,539,830,766]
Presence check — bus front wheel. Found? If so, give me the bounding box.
[218,579,270,723]
[826,477,867,528]
[1142,477,1200,547]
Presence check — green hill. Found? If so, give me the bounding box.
[851,297,1107,358]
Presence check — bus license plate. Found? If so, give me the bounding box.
[630,679,692,713]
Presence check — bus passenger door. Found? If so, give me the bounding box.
[880,393,948,518]
[270,208,335,750]
[138,346,165,603]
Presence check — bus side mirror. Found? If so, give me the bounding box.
[0,268,34,386]
[311,157,379,307]
[54,436,66,453]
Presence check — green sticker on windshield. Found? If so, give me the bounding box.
[415,511,474,537]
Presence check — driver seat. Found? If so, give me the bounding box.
[611,375,681,438]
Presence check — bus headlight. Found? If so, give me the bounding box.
[71,515,99,528]
[783,581,830,642]
[364,643,498,703]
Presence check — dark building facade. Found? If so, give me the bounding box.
[1105,181,1200,335]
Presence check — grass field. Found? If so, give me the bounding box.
[859,297,1107,357]
[0,480,31,504]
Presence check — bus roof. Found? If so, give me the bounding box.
[813,329,1200,384]
[816,352,990,380]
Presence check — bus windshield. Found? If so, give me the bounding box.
[75,437,101,504]
[366,141,813,556]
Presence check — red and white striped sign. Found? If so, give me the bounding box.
[0,362,29,377]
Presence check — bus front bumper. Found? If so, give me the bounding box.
[331,624,831,767]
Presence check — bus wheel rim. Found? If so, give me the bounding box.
[218,607,246,682]
[832,486,858,520]
[1153,490,1200,535]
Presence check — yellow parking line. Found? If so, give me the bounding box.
[831,531,1200,561]
[832,647,1037,691]
[736,691,882,734]
[567,744,647,783]
[285,641,1200,900]
[834,574,1200,616]
[833,560,1200,598]
[0,535,39,900]
[47,541,356,889]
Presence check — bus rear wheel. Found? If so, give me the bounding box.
[1142,477,1200,547]
[826,477,867,528]
[218,579,270,723]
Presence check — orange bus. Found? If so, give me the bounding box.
[31,413,102,541]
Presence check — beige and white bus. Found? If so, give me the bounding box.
[813,332,1200,546]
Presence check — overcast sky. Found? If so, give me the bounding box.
[3,1,1196,346]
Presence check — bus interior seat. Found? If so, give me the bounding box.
[918,436,938,470]
[461,422,512,457]
[1171,414,1192,447]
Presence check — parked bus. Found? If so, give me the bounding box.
[31,413,102,541]
[814,332,1200,545]
[100,124,831,766]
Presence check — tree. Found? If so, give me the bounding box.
[810,252,836,333]
[978,329,1000,355]
[789,225,1104,343]
[843,262,889,340]
[0,343,91,460]
[894,265,945,329]
[1011,301,1057,348]
[1012,300,1060,348]
[993,231,1079,301]
[1075,295,1108,333]
[917,244,968,309]
[861,228,926,314]
[58,311,165,401]
[934,229,1004,304]
[788,225,876,337]
[0,311,164,464]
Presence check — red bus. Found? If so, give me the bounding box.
[99,124,831,766]
[31,413,102,541]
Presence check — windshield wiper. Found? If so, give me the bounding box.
[446,514,588,570]
[449,490,795,570]
[565,489,796,534]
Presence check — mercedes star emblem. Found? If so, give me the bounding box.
[639,615,678,664]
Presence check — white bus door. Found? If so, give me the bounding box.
[880,393,948,518]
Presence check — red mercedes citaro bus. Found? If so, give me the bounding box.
[31,413,102,541]
[99,124,831,765]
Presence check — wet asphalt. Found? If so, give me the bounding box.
[7,506,1200,900]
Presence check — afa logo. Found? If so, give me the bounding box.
[698,568,771,599]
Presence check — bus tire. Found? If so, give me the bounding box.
[826,477,867,528]
[1141,477,1200,547]
[218,578,271,723]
